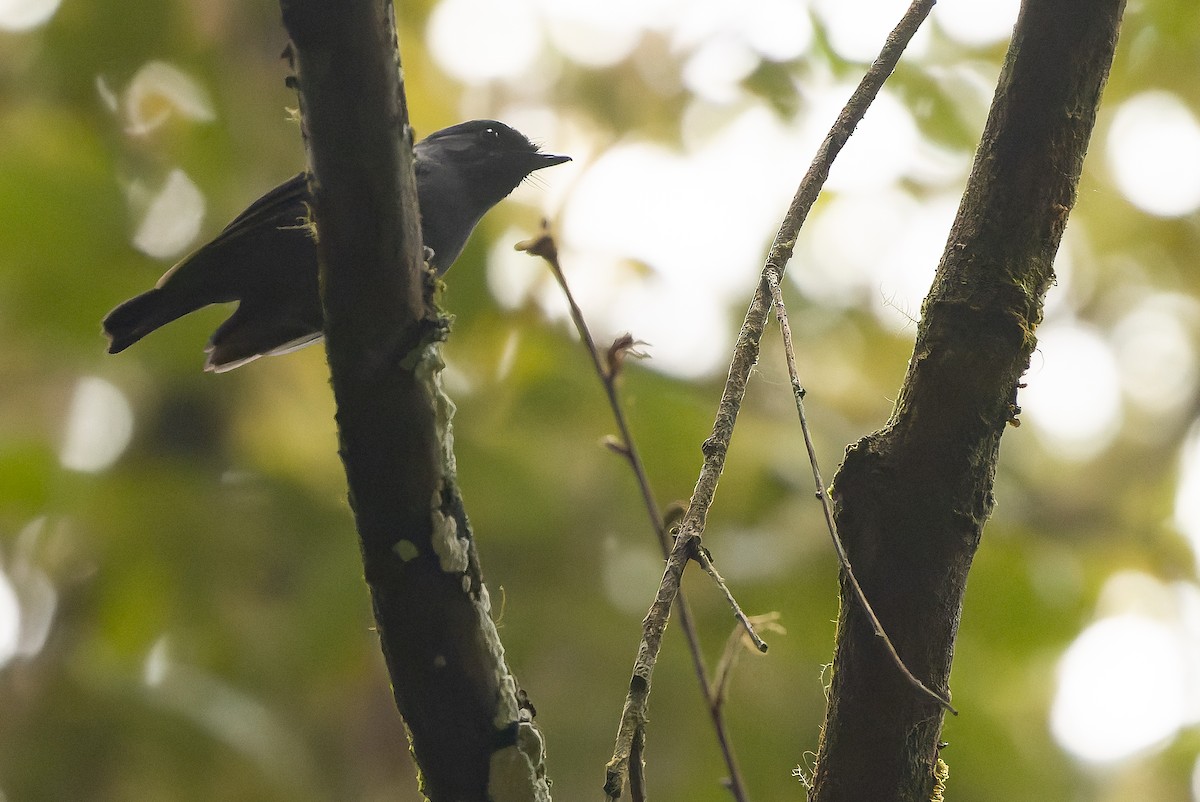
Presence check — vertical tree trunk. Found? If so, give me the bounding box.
[811,0,1125,799]
[279,2,550,799]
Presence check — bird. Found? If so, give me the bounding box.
[102,119,570,372]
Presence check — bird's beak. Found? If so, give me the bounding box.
[533,153,571,170]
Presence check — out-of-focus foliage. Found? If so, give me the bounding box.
[2,1,1200,800]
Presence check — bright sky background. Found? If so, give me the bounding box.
[6,0,1200,794]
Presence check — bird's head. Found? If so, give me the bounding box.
[415,119,570,204]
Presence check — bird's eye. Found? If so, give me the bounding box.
[483,127,500,140]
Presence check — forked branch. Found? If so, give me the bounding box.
[598,0,939,797]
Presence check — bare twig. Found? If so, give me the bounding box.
[516,230,663,549]
[597,1,939,797]
[692,546,767,653]
[517,228,752,801]
[764,267,956,713]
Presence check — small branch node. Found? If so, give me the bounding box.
[602,435,631,457]
[533,226,753,799]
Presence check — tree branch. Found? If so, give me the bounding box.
[811,0,1126,798]
[764,267,953,713]
[280,2,549,799]
[518,227,753,800]
[600,2,935,796]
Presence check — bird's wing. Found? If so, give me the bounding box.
[205,172,312,250]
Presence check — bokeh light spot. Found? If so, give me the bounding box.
[681,36,759,104]
[132,168,206,259]
[536,0,643,67]
[795,188,957,332]
[0,568,19,669]
[1112,293,1199,417]
[427,0,543,83]
[5,519,57,663]
[1051,613,1185,762]
[488,228,548,311]
[59,376,134,473]
[1107,90,1200,218]
[0,0,60,31]
[124,61,215,137]
[739,0,813,61]
[1022,324,1122,460]
[934,0,1019,47]
[602,537,663,614]
[811,0,930,62]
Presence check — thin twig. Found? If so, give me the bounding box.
[594,2,939,796]
[517,228,752,801]
[693,547,767,653]
[764,268,957,714]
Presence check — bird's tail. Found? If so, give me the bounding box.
[102,287,202,354]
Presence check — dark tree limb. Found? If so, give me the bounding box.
[279,2,549,799]
[811,0,1126,799]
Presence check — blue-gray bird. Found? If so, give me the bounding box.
[103,119,570,371]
